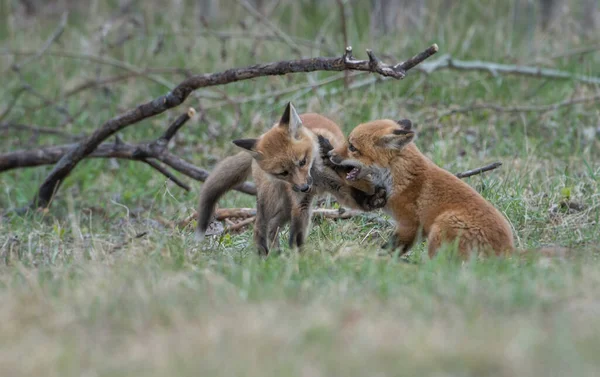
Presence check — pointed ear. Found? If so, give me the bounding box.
[396,119,412,130]
[378,129,415,150]
[278,102,303,139]
[233,138,262,159]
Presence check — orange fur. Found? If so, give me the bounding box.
[329,118,515,258]
[196,103,387,255]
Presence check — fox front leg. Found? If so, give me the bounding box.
[381,225,418,255]
[349,185,387,211]
[289,194,314,250]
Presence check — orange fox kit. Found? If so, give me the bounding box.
[328,118,515,258]
[196,103,387,255]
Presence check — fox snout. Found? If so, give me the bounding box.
[292,176,313,193]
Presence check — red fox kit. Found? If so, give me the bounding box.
[195,103,387,255]
[327,118,516,258]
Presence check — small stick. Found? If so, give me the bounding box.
[455,162,502,179]
[226,217,256,232]
[142,159,190,191]
[109,231,148,254]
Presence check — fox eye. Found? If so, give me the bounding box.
[348,143,358,153]
[299,157,307,167]
[278,171,289,177]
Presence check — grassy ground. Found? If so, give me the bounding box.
[1,1,600,376]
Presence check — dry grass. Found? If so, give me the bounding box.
[1,0,600,376]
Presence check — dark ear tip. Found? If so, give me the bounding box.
[396,119,412,130]
[280,102,292,124]
[392,129,415,136]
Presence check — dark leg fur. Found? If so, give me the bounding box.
[288,193,314,250]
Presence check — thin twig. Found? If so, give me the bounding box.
[109,231,148,253]
[28,44,438,209]
[236,0,303,56]
[10,12,68,72]
[226,216,256,232]
[419,54,600,85]
[142,159,190,191]
[0,87,27,123]
[455,162,502,179]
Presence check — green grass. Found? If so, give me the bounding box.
[1,0,600,375]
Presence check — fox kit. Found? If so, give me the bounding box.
[327,118,516,258]
[195,103,387,255]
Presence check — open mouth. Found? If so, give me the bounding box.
[346,167,361,181]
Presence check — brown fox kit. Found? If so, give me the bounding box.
[195,103,387,255]
[327,118,516,258]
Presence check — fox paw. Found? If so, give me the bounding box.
[317,135,336,167]
[365,186,387,210]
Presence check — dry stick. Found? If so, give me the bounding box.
[236,0,303,56]
[142,159,190,191]
[227,217,257,232]
[9,12,68,72]
[28,44,439,209]
[455,162,502,179]
[419,54,600,85]
[109,231,148,254]
[0,87,27,123]
[0,126,257,196]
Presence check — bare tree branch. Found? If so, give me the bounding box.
[0,131,257,196]
[236,0,303,56]
[25,44,438,209]
[9,12,68,73]
[0,87,27,123]
[419,54,600,85]
[141,159,191,191]
[455,162,502,179]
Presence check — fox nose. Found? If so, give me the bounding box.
[298,184,311,192]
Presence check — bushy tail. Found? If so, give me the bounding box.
[195,152,253,241]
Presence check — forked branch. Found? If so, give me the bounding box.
[27,44,439,209]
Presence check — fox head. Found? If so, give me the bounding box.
[233,102,317,193]
[328,118,415,181]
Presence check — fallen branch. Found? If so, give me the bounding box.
[418,54,600,85]
[0,108,257,196]
[23,43,438,209]
[455,162,502,179]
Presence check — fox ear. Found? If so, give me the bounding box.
[279,102,303,139]
[396,119,412,130]
[233,138,262,160]
[378,129,415,150]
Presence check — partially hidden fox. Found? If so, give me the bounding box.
[326,118,518,258]
[195,103,387,255]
